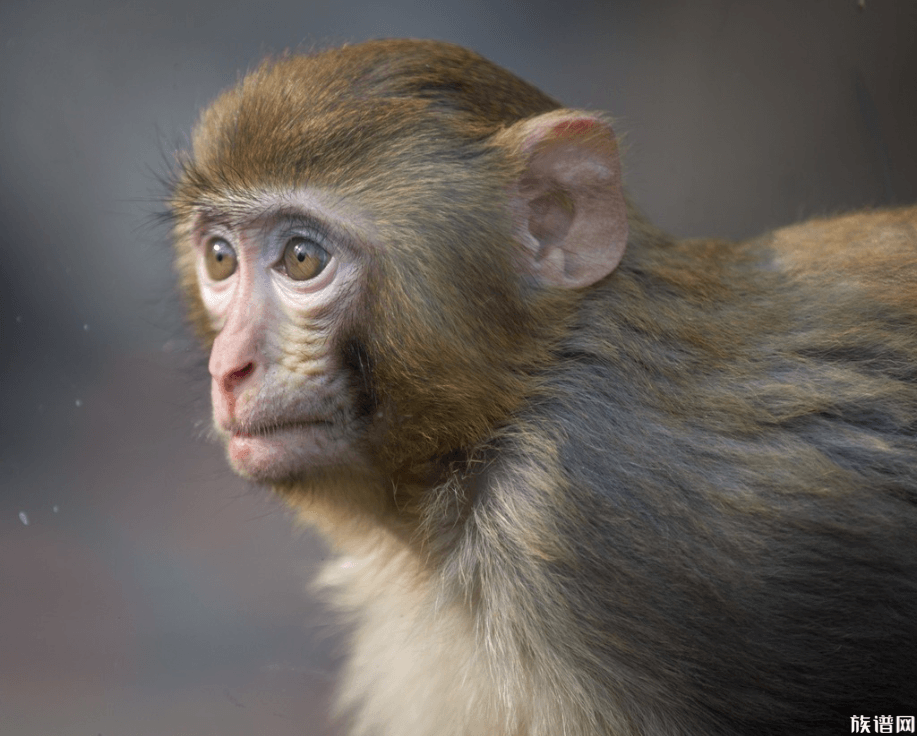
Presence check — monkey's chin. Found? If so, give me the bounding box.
[225,424,353,483]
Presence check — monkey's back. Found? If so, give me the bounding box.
[516,206,917,732]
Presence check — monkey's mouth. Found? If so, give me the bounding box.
[231,419,333,438]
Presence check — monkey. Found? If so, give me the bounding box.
[169,39,917,736]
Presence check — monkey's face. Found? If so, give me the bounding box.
[172,45,627,483]
[188,190,376,483]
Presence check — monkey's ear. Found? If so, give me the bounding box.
[500,111,628,289]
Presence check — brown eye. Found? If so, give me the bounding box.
[283,237,329,281]
[204,237,237,281]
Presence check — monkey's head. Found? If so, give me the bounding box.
[171,39,628,492]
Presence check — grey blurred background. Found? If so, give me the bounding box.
[1,1,915,734]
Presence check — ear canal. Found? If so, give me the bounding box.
[504,111,629,289]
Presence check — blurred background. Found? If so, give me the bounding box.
[1,1,915,734]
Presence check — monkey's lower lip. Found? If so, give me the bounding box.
[226,420,348,481]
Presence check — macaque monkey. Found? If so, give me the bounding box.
[170,39,917,736]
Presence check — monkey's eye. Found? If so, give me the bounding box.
[282,237,330,281]
[204,237,238,281]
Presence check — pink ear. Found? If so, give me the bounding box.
[508,112,628,289]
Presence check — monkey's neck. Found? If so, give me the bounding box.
[279,449,489,573]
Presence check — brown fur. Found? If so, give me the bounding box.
[171,40,917,736]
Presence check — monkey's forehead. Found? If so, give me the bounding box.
[189,93,427,186]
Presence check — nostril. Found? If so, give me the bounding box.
[224,361,255,390]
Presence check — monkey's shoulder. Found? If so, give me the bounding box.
[763,205,917,308]
[768,204,917,247]
[643,206,917,319]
